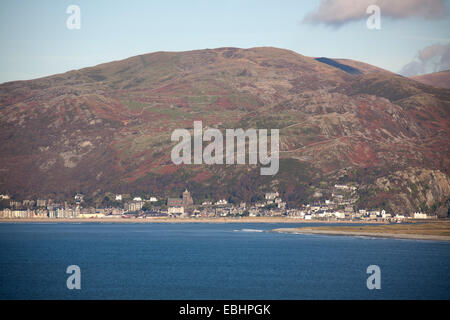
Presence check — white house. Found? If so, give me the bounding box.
[168,206,184,215]
[334,211,346,219]
[381,210,391,219]
[265,192,279,200]
[413,212,428,219]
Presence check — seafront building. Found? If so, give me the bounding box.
[0,185,437,221]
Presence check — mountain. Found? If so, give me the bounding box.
[0,47,449,215]
[410,70,450,89]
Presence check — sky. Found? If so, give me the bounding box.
[0,0,449,83]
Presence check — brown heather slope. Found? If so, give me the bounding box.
[410,70,450,89]
[0,47,449,215]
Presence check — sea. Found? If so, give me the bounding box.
[0,222,449,299]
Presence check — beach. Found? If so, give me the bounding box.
[272,221,450,241]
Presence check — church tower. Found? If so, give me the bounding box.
[182,189,194,207]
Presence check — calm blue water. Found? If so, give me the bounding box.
[0,223,449,299]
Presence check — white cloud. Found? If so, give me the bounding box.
[303,0,447,27]
[399,43,450,76]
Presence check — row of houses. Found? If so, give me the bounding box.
[285,207,437,221]
[0,188,440,220]
[0,207,126,219]
[0,209,45,219]
[115,194,158,202]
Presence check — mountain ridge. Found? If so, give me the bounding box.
[0,47,449,215]
[410,70,450,89]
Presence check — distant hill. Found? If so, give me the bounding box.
[410,70,450,89]
[0,47,449,215]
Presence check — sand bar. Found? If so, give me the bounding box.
[272,226,450,242]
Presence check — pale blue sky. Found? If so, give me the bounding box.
[0,0,449,83]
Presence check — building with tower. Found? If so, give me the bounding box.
[168,189,194,215]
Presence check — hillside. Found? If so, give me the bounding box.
[410,70,450,89]
[0,47,449,215]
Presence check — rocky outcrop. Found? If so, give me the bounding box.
[361,168,450,216]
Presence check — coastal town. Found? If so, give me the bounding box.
[0,184,437,222]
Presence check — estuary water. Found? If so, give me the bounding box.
[0,222,448,299]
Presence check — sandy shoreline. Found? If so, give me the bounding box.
[0,217,384,224]
[271,228,450,242]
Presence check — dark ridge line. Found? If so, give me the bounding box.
[315,57,363,75]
